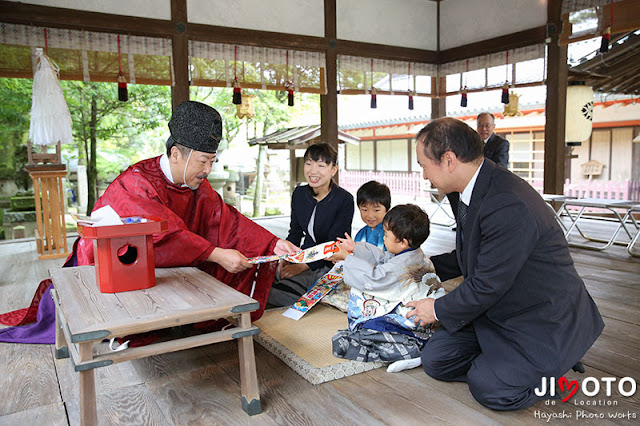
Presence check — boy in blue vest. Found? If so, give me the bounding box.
[354,181,391,250]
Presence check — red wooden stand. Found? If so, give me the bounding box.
[78,218,167,293]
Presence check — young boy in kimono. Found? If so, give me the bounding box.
[353,181,391,251]
[321,181,391,311]
[329,204,444,372]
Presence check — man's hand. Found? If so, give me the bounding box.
[405,298,437,326]
[274,239,300,256]
[208,248,251,273]
[279,261,309,279]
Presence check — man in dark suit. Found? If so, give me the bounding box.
[407,118,604,411]
[477,112,509,168]
[447,112,509,224]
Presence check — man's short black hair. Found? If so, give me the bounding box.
[416,117,483,164]
[357,181,391,210]
[304,142,338,165]
[383,204,430,249]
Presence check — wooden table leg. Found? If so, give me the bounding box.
[78,342,98,425]
[238,312,261,415]
[54,305,69,359]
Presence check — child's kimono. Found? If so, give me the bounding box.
[332,242,444,363]
[354,223,386,251]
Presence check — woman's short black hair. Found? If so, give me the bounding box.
[304,142,338,165]
[383,204,431,249]
[357,181,391,210]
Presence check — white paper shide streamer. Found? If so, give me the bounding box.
[29,48,73,146]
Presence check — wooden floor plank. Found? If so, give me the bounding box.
[0,401,68,426]
[54,342,215,403]
[145,362,280,425]
[0,343,62,416]
[199,341,386,425]
[330,367,501,425]
[64,383,170,426]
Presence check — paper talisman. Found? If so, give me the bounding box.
[282,261,344,321]
[247,241,339,264]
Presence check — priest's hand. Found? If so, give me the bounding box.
[208,248,251,273]
[279,261,309,279]
[405,298,437,326]
[273,239,299,256]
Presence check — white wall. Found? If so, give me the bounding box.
[188,0,325,37]
[337,0,437,50]
[5,0,171,19]
[440,0,546,50]
[8,1,547,51]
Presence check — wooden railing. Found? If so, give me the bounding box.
[339,170,640,202]
[339,170,424,198]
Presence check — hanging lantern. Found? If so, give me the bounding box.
[116,35,128,102]
[565,82,594,146]
[503,92,521,116]
[236,94,256,119]
[460,87,468,108]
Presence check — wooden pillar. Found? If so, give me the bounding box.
[544,0,568,195]
[431,76,447,120]
[171,0,189,109]
[26,164,69,260]
[321,0,339,181]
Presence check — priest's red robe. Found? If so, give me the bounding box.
[77,156,279,320]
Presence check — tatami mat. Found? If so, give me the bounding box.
[254,305,384,384]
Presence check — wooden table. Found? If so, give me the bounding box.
[50,266,262,424]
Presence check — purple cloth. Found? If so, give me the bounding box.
[0,283,55,344]
[0,239,78,345]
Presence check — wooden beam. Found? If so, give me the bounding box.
[544,0,568,195]
[171,0,189,109]
[336,40,437,63]
[188,23,327,52]
[439,26,547,64]
[321,0,339,184]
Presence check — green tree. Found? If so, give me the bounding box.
[62,81,171,213]
[0,78,33,189]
